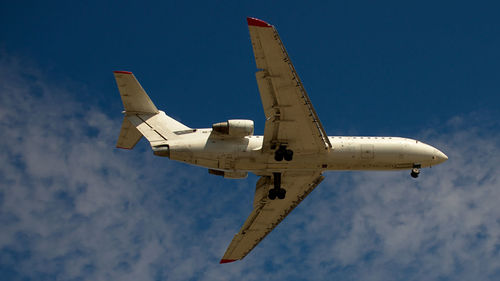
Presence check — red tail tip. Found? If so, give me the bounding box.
[220,259,237,264]
[247,17,271,27]
[113,70,132,74]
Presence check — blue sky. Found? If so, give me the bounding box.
[1,1,500,280]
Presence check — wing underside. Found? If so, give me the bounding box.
[220,171,324,262]
[248,17,331,154]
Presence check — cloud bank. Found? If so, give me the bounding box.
[0,56,499,280]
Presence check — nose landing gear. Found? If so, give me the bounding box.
[268,172,286,200]
[410,164,421,178]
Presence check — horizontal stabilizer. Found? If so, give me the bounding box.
[113,71,159,114]
[116,117,143,149]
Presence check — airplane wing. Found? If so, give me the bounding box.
[247,17,332,154]
[220,171,325,263]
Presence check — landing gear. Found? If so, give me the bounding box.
[268,188,286,200]
[274,145,293,162]
[410,164,421,178]
[268,189,277,200]
[268,172,286,200]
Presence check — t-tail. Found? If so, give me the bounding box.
[113,71,191,155]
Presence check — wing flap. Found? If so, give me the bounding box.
[221,172,325,262]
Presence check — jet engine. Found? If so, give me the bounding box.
[212,119,254,137]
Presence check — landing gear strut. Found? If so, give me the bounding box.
[274,145,293,162]
[268,172,286,200]
[410,164,421,178]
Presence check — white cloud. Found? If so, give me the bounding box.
[0,55,499,281]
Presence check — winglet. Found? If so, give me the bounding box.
[219,259,237,264]
[247,17,271,27]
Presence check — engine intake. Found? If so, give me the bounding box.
[212,119,254,137]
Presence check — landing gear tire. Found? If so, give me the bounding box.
[277,188,286,199]
[274,150,284,161]
[411,167,420,178]
[275,146,293,162]
[268,172,286,200]
[268,189,277,200]
[269,188,286,200]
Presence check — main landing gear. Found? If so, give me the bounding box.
[274,145,293,162]
[410,164,421,178]
[269,145,292,200]
[268,172,286,200]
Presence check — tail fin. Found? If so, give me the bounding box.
[114,71,191,149]
[114,71,158,114]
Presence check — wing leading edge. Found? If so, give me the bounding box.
[220,171,324,263]
[247,17,332,154]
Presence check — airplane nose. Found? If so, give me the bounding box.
[434,149,448,164]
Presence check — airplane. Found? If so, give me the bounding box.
[113,17,448,264]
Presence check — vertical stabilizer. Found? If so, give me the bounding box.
[114,71,191,148]
[114,71,159,114]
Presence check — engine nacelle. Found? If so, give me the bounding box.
[212,119,254,137]
[208,169,248,179]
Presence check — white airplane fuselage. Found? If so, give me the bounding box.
[157,128,448,177]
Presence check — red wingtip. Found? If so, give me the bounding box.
[116,146,132,150]
[113,70,132,74]
[220,259,237,264]
[247,17,271,27]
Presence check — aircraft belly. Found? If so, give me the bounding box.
[235,153,327,172]
[195,158,219,169]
